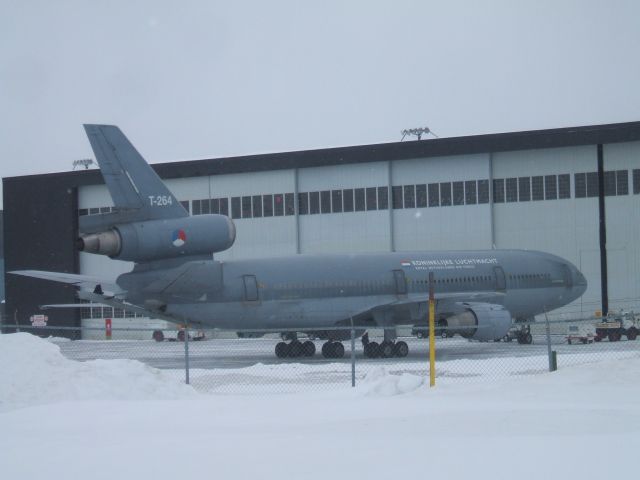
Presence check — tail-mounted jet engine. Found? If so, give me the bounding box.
[77,214,236,262]
[446,302,512,341]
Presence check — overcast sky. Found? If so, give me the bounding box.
[1,0,639,207]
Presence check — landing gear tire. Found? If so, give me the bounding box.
[518,333,533,344]
[322,341,344,359]
[302,340,316,357]
[379,341,395,358]
[394,341,409,358]
[275,342,290,358]
[289,340,303,357]
[152,330,164,342]
[364,341,380,358]
[626,327,638,341]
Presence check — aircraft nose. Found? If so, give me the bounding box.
[572,265,588,298]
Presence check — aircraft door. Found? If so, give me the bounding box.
[243,275,259,302]
[393,269,407,296]
[493,266,506,292]
[561,264,573,288]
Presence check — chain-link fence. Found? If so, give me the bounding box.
[2,312,639,394]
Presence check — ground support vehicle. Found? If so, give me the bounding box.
[152,327,206,342]
[594,311,639,342]
[566,324,595,344]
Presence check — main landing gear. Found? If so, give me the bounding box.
[361,331,409,358]
[275,339,316,358]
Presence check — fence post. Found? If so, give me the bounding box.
[544,311,556,372]
[184,323,190,385]
[350,317,356,387]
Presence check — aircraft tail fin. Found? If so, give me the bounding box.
[83,124,188,225]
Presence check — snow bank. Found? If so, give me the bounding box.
[357,366,425,396]
[0,333,195,410]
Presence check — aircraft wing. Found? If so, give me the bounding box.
[10,270,125,295]
[392,290,505,307]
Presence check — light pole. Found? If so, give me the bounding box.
[401,127,438,141]
[72,159,94,170]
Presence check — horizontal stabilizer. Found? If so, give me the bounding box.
[10,270,124,295]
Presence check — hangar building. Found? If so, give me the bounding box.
[3,121,640,335]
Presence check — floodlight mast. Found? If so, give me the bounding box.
[401,127,438,141]
[73,159,94,170]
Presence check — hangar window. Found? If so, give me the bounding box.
[586,172,599,197]
[465,180,477,205]
[355,188,366,211]
[440,182,452,206]
[210,198,219,214]
[453,181,464,205]
[274,194,285,216]
[377,186,389,209]
[428,183,440,207]
[78,208,89,216]
[531,176,544,201]
[416,184,427,208]
[616,170,629,195]
[231,197,241,219]
[201,199,211,214]
[252,195,263,217]
[89,207,100,215]
[604,171,616,196]
[366,187,377,210]
[263,194,274,216]
[320,190,331,214]
[518,177,531,201]
[506,178,518,202]
[298,192,309,215]
[493,179,505,203]
[404,185,416,208]
[191,200,201,215]
[180,200,190,213]
[392,186,403,209]
[634,169,640,194]
[309,191,320,214]
[242,196,252,218]
[544,175,557,200]
[574,173,586,198]
[100,207,111,213]
[219,198,229,217]
[332,190,343,213]
[343,189,354,212]
[285,193,295,215]
[477,180,489,204]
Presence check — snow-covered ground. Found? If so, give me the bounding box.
[1,332,639,480]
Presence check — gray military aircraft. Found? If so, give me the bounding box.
[13,125,588,359]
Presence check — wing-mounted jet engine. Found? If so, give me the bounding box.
[445,302,512,342]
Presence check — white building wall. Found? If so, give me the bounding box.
[603,141,640,312]
[212,170,297,260]
[493,145,600,317]
[298,162,390,253]
[391,154,492,251]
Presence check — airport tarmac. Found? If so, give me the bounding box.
[54,334,640,370]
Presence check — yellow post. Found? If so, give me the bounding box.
[428,272,436,387]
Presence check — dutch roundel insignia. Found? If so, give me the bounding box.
[172,229,187,247]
